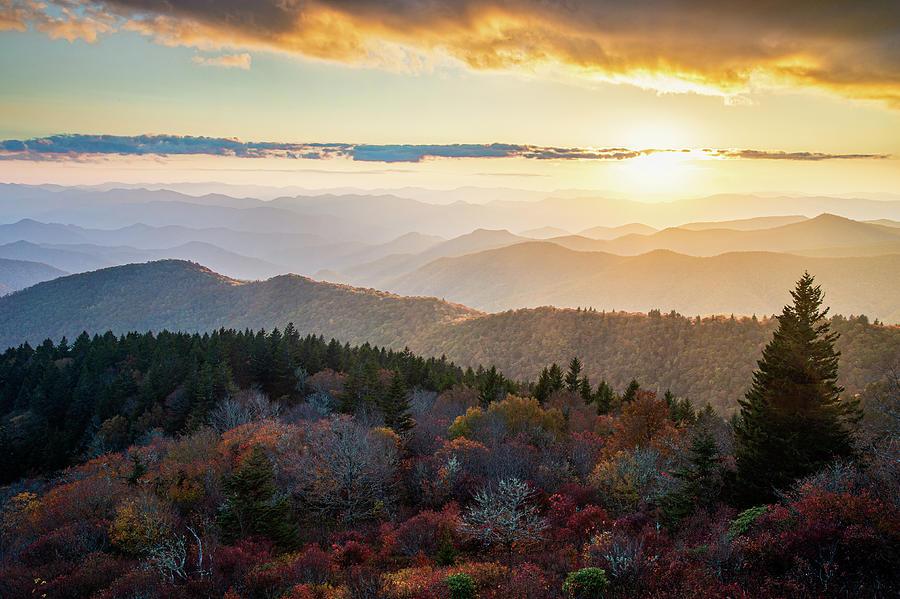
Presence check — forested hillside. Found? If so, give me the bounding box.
[411,307,900,414]
[0,276,897,599]
[0,260,479,350]
[0,327,486,483]
[2,260,897,414]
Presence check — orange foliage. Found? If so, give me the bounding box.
[219,419,304,466]
[381,561,506,599]
[605,390,680,455]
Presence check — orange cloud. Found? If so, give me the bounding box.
[5,1,900,105]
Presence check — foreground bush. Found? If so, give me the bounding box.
[562,568,609,598]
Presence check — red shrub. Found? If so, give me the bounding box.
[17,519,109,568]
[282,584,317,599]
[508,562,554,599]
[243,560,296,599]
[565,506,611,542]
[213,538,275,590]
[556,483,600,507]
[92,568,162,599]
[547,494,577,528]
[44,552,128,599]
[737,484,900,596]
[293,543,332,585]
[393,504,460,557]
[331,539,373,567]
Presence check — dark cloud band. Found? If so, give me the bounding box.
[0,134,889,163]
[3,0,899,105]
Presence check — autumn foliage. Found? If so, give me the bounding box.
[1,312,898,598]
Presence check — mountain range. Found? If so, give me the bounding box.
[4,183,900,238]
[2,184,899,325]
[388,242,900,321]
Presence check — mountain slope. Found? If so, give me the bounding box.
[0,219,89,245]
[332,228,530,287]
[678,215,808,231]
[8,183,899,238]
[521,226,572,238]
[0,260,480,350]
[578,223,657,239]
[407,307,899,414]
[0,241,114,273]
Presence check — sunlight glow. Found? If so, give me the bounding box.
[617,151,697,194]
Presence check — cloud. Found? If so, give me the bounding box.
[0,134,890,164]
[192,52,251,69]
[717,149,891,161]
[1,0,114,41]
[3,1,899,105]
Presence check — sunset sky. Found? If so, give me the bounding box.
[1,0,899,197]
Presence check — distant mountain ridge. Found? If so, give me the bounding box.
[0,239,285,280]
[387,240,900,322]
[4,183,900,237]
[0,258,67,295]
[541,214,900,257]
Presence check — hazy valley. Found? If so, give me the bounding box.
[2,184,899,324]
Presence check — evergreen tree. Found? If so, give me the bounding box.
[732,273,861,505]
[477,365,506,407]
[622,379,640,404]
[219,446,298,550]
[661,422,723,528]
[341,358,382,413]
[380,370,413,435]
[547,363,564,392]
[664,389,696,426]
[533,367,553,405]
[578,377,593,403]
[565,357,583,392]
[594,380,616,415]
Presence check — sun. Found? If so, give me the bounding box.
[616,151,697,195]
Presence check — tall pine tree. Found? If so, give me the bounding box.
[732,272,861,505]
[564,357,583,392]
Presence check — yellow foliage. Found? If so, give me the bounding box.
[109,495,173,554]
[371,426,401,450]
[448,394,566,443]
[589,458,641,514]
[1,492,41,536]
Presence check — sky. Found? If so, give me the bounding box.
[1,0,899,198]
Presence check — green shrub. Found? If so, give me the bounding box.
[727,505,769,539]
[444,572,478,599]
[562,567,609,598]
[435,533,457,566]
